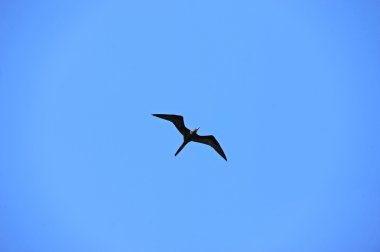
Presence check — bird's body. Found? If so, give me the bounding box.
[175,130,198,156]
[152,114,227,161]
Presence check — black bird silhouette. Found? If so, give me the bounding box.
[152,114,227,161]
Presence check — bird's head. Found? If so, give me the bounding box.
[194,127,200,133]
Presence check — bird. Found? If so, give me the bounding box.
[152,114,227,161]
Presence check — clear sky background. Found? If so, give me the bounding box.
[1,1,380,251]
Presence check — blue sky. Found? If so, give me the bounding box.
[1,1,380,251]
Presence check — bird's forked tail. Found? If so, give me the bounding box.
[175,141,188,156]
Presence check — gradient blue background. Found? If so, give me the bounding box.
[1,1,380,251]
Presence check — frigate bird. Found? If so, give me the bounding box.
[152,114,227,161]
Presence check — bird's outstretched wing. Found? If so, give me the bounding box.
[192,134,227,161]
[152,114,190,136]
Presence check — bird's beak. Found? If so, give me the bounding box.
[197,127,200,131]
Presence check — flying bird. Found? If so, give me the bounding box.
[152,114,227,161]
